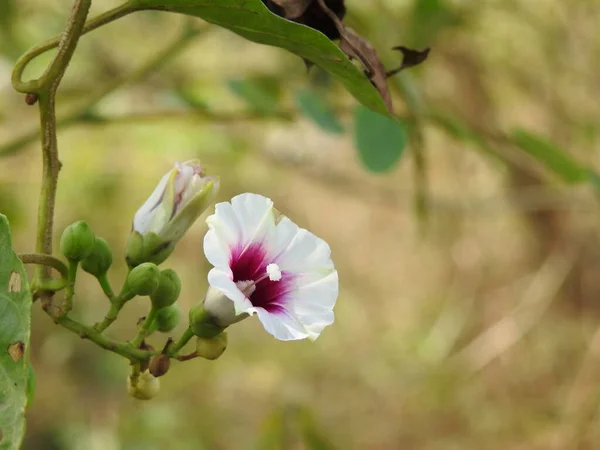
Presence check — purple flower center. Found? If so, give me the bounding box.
[230,243,293,313]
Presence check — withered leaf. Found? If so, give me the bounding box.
[386,46,431,78]
[340,28,393,113]
[263,0,346,39]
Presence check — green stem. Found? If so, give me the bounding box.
[168,327,195,356]
[131,307,158,347]
[97,273,116,301]
[93,286,135,332]
[62,259,78,314]
[19,253,68,278]
[52,314,154,361]
[11,1,136,93]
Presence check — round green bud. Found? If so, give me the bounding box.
[189,304,225,339]
[125,231,175,268]
[127,370,160,400]
[126,262,160,296]
[195,332,228,360]
[150,269,181,309]
[59,221,95,261]
[81,237,113,277]
[154,305,181,333]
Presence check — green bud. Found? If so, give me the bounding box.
[126,262,160,296]
[81,237,113,277]
[125,231,175,268]
[196,332,228,360]
[154,305,181,333]
[189,304,226,339]
[150,269,181,309]
[59,221,95,261]
[127,370,160,400]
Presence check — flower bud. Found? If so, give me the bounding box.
[125,231,175,268]
[59,221,95,261]
[127,370,160,400]
[189,304,226,339]
[154,305,181,333]
[80,237,113,277]
[196,332,228,360]
[202,286,249,327]
[127,161,219,266]
[150,269,181,309]
[126,262,160,296]
[148,354,170,378]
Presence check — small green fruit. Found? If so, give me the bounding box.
[150,269,181,309]
[126,262,160,296]
[81,237,113,277]
[59,221,95,261]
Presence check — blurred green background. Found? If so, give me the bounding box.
[2,0,600,448]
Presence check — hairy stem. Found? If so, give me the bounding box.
[62,259,79,314]
[131,307,158,347]
[19,253,68,278]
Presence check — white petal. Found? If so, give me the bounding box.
[231,193,276,249]
[289,270,338,340]
[274,228,334,273]
[253,307,309,341]
[203,228,232,271]
[133,170,172,233]
[207,268,253,315]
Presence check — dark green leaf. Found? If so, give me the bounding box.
[295,89,344,134]
[0,214,32,450]
[512,129,588,183]
[354,106,406,172]
[130,0,391,117]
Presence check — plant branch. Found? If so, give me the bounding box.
[19,253,68,278]
[11,1,137,93]
[167,327,195,356]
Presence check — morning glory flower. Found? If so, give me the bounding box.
[126,160,219,267]
[202,193,338,341]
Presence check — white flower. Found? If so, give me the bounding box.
[126,160,219,266]
[202,193,338,341]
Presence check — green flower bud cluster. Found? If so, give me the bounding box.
[60,221,95,261]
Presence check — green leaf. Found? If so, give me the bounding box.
[130,0,390,117]
[354,106,407,172]
[0,215,32,450]
[512,130,588,183]
[295,89,344,134]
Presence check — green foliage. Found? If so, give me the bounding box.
[354,106,407,172]
[130,0,391,116]
[512,129,589,183]
[0,215,32,450]
[295,89,344,134]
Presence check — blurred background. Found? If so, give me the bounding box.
[2,0,600,448]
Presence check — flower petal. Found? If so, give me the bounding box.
[230,193,276,249]
[253,307,309,341]
[273,226,334,273]
[207,268,254,315]
[133,171,171,234]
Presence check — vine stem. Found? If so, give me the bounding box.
[167,327,195,356]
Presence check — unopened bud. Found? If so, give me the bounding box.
[81,237,113,277]
[189,304,226,339]
[195,332,228,360]
[154,305,181,333]
[150,269,181,309]
[25,93,38,105]
[126,262,160,296]
[148,354,170,377]
[125,231,174,268]
[60,221,95,261]
[127,370,160,400]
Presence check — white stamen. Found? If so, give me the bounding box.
[266,263,282,281]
